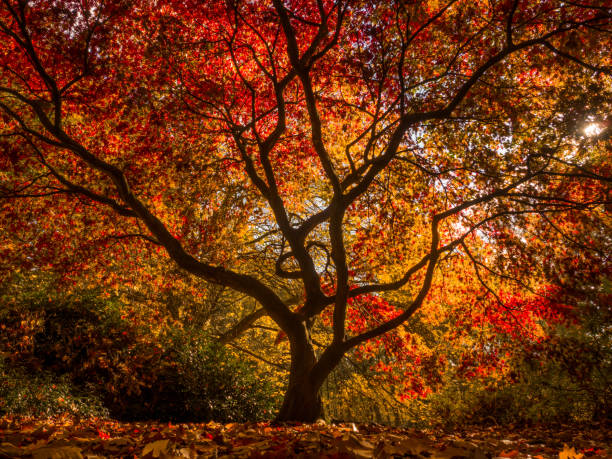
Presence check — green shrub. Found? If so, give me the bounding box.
[143,330,278,422]
[0,277,277,422]
[0,357,108,418]
[419,318,611,428]
[420,364,606,428]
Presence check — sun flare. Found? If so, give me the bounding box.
[583,122,604,137]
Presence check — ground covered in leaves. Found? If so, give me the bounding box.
[0,417,609,458]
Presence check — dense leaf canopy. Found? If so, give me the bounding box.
[1,0,610,421]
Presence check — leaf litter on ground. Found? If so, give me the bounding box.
[0,416,609,458]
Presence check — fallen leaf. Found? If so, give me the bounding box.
[31,446,84,459]
[177,447,198,458]
[107,437,132,447]
[142,439,171,458]
[0,442,24,458]
[338,433,375,458]
[560,444,584,459]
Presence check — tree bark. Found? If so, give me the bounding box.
[276,376,323,422]
[275,325,346,422]
[275,323,325,422]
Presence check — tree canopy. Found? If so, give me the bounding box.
[1,0,610,421]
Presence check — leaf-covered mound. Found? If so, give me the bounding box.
[0,417,609,458]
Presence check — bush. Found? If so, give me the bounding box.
[148,331,278,422]
[0,277,277,421]
[419,317,611,427]
[0,357,108,418]
[420,365,607,428]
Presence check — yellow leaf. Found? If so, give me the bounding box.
[559,444,584,459]
[0,443,24,457]
[31,446,83,459]
[142,439,170,458]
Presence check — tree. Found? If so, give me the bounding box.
[1,0,610,421]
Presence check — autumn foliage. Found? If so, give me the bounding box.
[0,0,611,423]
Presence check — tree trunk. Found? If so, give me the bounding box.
[276,377,323,422]
[275,327,345,422]
[275,325,323,422]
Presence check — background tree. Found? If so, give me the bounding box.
[1,0,610,421]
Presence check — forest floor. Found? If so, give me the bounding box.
[0,416,609,458]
